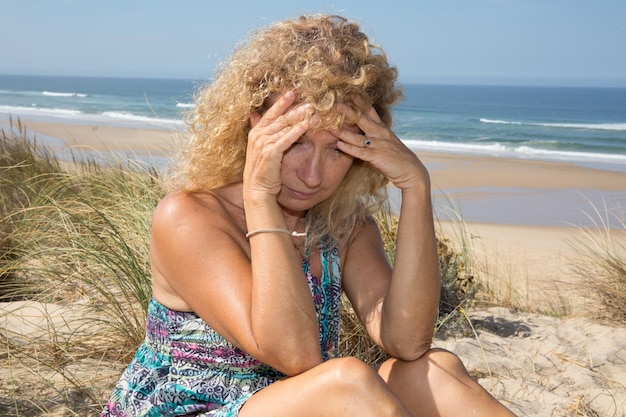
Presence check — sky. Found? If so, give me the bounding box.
[2,0,626,87]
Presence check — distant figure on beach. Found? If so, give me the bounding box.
[101,14,516,417]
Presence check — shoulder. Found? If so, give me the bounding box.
[152,186,246,246]
[154,188,233,226]
[154,189,218,220]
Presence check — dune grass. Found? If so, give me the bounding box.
[569,202,626,324]
[0,121,486,414]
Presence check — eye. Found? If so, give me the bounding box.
[329,143,349,157]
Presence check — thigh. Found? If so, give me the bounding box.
[239,357,411,417]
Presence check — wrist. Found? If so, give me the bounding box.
[243,193,289,232]
[243,189,279,207]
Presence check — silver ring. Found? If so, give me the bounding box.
[364,139,372,147]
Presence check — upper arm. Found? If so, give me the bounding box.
[341,218,392,346]
[150,191,257,354]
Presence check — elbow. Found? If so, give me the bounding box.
[258,344,323,376]
[273,352,323,376]
[384,336,433,362]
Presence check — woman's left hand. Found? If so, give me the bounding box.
[335,103,429,192]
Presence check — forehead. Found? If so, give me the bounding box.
[302,124,360,143]
[261,92,363,130]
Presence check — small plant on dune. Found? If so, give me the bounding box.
[570,202,626,324]
[564,395,601,417]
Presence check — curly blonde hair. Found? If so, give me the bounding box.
[171,14,402,247]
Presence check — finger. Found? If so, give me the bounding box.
[250,111,262,127]
[348,96,383,123]
[363,105,384,124]
[262,90,297,122]
[335,139,373,161]
[263,103,315,135]
[337,102,382,136]
[332,127,368,148]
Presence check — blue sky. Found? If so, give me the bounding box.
[3,0,625,86]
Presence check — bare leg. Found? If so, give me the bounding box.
[377,348,517,417]
[239,357,411,417]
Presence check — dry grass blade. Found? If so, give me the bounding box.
[568,200,626,323]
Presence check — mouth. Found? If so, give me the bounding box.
[286,187,316,200]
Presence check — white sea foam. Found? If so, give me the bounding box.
[514,146,626,162]
[42,91,88,98]
[0,105,183,127]
[176,102,195,108]
[480,118,626,131]
[403,138,626,165]
[403,139,509,154]
[0,105,82,117]
[480,118,523,125]
[101,111,183,126]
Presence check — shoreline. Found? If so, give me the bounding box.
[5,115,626,229]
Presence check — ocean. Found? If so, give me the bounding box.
[1,74,624,171]
[1,74,625,227]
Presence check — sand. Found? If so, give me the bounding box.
[17,119,183,155]
[2,117,626,415]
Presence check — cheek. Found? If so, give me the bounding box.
[328,158,354,186]
[280,152,300,177]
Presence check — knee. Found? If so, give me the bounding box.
[426,348,468,372]
[322,357,382,392]
[321,357,407,416]
[319,356,404,401]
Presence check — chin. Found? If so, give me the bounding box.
[277,195,320,214]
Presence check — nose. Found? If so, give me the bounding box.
[297,153,324,189]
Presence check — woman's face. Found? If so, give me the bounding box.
[277,126,356,213]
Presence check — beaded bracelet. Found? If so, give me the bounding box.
[245,228,307,239]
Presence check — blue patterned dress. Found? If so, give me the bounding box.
[101,245,342,417]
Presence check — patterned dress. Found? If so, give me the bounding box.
[101,245,342,417]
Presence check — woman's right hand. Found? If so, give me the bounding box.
[244,91,316,200]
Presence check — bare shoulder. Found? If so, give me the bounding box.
[152,187,245,238]
[150,186,249,310]
[154,189,222,224]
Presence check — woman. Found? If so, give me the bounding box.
[102,14,516,417]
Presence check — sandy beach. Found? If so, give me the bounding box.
[3,117,626,415]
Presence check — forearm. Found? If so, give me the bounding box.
[381,182,440,359]
[244,196,322,373]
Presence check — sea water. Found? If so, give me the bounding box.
[1,75,625,227]
[395,84,626,171]
[0,75,196,128]
[1,75,624,170]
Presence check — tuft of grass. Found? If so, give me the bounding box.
[564,395,601,417]
[569,202,626,324]
[1,122,163,413]
[1,118,67,300]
